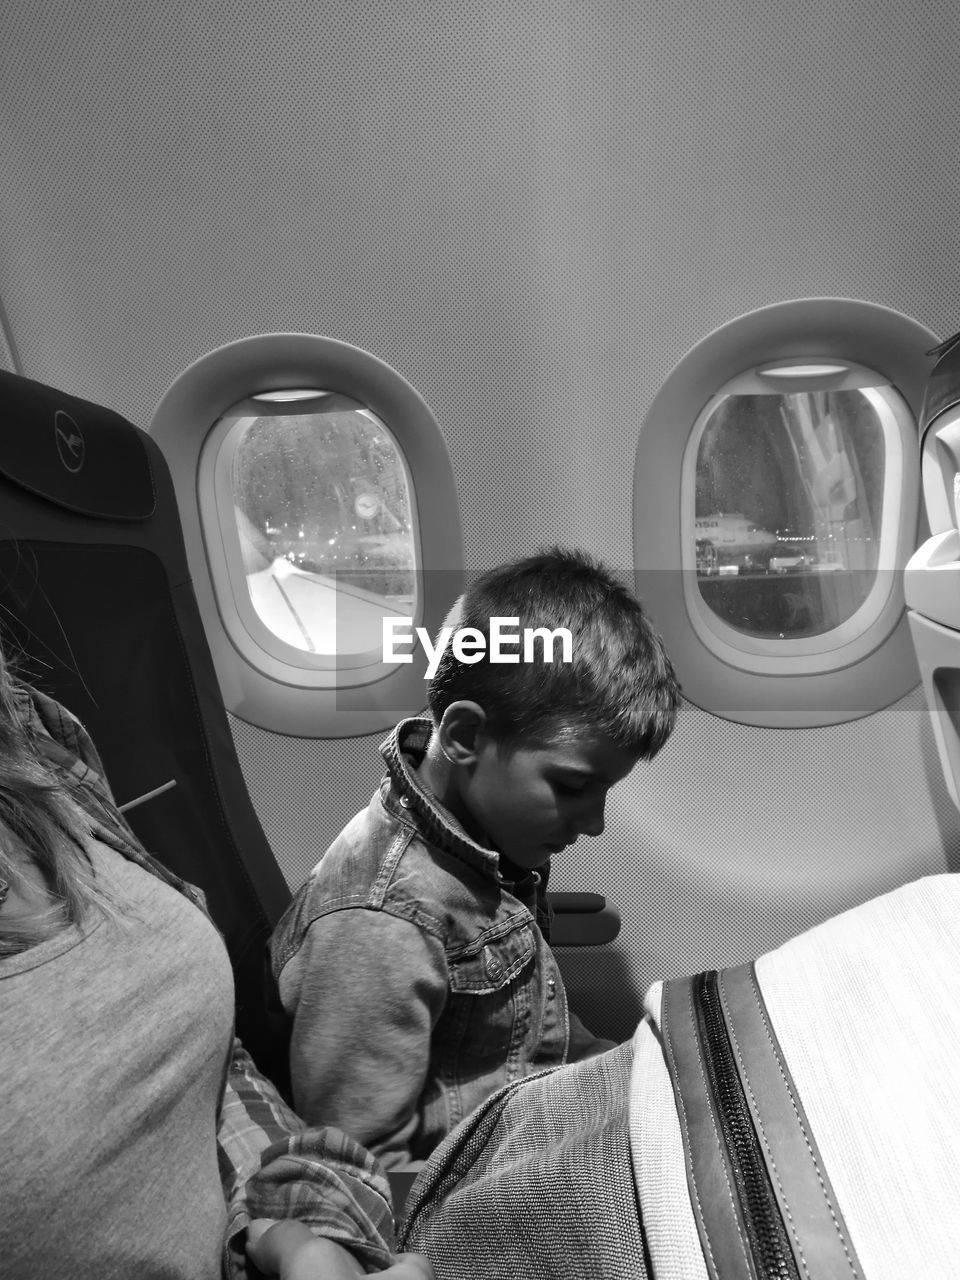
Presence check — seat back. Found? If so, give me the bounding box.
[0,369,291,1082]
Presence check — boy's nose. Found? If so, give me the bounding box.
[578,795,606,838]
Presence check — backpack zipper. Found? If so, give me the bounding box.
[694,970,801,1280]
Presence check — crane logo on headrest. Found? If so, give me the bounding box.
[54,410,85,473]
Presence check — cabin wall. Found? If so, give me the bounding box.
[3,0,960,1035]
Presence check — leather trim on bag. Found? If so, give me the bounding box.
[661,975,757,1280]
[718,964,864,1280]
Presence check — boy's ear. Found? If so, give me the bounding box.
[437,701,488,765]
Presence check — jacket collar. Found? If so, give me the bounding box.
[379,717,544,892]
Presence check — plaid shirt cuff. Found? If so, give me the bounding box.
[219,1041,395,1278]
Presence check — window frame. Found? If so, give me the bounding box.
[150,333,462,737]
[633,299,935,727]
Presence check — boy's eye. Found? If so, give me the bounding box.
[553,779,586,797]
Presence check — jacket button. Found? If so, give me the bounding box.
[547,975,557,1001]
[484,949,504,981]
[400,796,411,808]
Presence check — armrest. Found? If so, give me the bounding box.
[546,892,621,946]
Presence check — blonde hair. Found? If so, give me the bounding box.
[0,648,114,955]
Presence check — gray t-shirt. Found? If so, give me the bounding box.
[0,837,235,1279]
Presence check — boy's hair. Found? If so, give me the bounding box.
[427,547,680,758]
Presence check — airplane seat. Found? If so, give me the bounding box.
[904,330,960,814]
[0,368,292,1087]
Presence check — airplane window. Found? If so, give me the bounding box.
[633,299,934,727]
[218,390,416,657]
[150,333,462,737]
[690,374,903,642]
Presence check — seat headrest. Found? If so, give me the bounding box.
[0,370,155,521]
[919,331,960,442]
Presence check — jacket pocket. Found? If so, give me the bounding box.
[446,918,537,994]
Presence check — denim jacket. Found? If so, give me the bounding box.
[269,717,609,1173]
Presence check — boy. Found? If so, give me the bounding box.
[268,547,681,1172]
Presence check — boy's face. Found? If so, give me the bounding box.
[460,731,641,870]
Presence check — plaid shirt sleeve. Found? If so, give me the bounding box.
[18,682,396,1276]
[219,1039,395,1277]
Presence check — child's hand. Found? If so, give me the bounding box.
[246,1218,434,1280]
